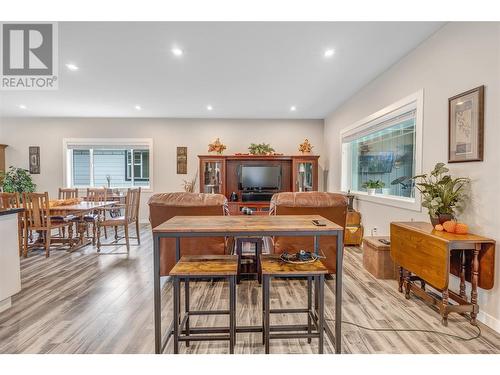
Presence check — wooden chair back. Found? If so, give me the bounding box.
[86,188,107,203]
[58,188,78,199]
[124,188,141,222]
[0,192,21,209]
[24,192,50,229]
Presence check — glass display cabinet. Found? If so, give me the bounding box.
[199,156,226,195]
[292,156,319,192]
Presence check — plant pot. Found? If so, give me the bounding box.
[430,214,454,227]
[367,188,377,196]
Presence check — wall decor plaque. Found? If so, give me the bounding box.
[177,146,187,174]
[29,146,40,174]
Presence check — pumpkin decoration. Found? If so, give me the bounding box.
[442,221,457,233]
[434,224,444,231]
[455,223,469,235]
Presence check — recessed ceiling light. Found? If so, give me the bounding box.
[171,47,183,57]
[18,104,27,109]
[65,63,79,71]
[290,106,297,112]
[134,105,142,110]
[324,49,335,58]
[206,105,213,111]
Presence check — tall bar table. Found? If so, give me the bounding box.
[152,214,344,354]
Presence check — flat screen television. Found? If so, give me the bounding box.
[240,165,281,190]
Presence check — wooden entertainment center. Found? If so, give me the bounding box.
[198,154,319,215]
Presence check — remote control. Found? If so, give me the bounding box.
[312,220,326,226]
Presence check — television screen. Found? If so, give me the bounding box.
[241,165,281,190]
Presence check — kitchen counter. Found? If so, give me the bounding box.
[0,208,22,313]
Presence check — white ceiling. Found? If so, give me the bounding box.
[0,22,443,119]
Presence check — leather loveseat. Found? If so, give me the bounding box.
[269,192,348,274]
[148,192,230,276]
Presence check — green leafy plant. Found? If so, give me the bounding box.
[1,166,37,193]
[362,179,385,189]
[412,162,469,218]
[248,143,275,155]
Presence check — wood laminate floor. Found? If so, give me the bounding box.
[0,224,499,354]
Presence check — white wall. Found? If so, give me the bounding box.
[0,117,324,221]
[324,22,500,330]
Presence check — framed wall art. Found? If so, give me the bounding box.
[177,146,187,174]
[448,85,484,163]
[29,146,40,174]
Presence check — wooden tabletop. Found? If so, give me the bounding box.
[392,222,495,244]
[153,214,343,234]
[260,254,328,275]
[169,255,238,276]
[49,201,116,212]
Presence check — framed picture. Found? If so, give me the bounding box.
[177,146,187,174]
[448,85,484,163]
[29,146,40,174]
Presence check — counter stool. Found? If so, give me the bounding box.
[260,254,328,354]
[235,237,263,284]
[169,255,238,354]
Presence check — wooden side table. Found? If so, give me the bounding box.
[391,222,495,326]
[168,255,238,354]
[260,254,329,354]
[362,236,397,279]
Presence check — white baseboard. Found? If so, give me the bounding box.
[478,310,500,334]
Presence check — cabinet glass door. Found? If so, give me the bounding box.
[203,161,223,194]
[296,162,314,192]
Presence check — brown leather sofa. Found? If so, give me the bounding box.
[148,192,230,276]
[269,192,348,274]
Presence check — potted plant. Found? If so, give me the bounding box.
[412,162,470,226]
[362,179,384,196]
[0,166,37,194]
[248,143,275,155]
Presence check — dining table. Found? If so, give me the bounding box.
[49,201,116,251]
[152,214,344,354]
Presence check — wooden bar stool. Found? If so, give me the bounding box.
[260,254,328,354]
[169,255,238,354]
[235,237,263,284]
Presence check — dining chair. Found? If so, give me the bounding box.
[23,192,74,257]
[0,192,24,256]
[96,187,141,253]
[58,187,79,199]
[85,188,108,245]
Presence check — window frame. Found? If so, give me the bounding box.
[339,90,424,211]
[125,149,150,182]
[63,138,154,192]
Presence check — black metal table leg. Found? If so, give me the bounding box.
[264,275,270,354]
[173,276,180,354]
[236,239,242,284]
[153,234,161,354]
[307,276,312,344]
[335,233,343,354]
[318,274,325,354]
[229,275,236,353]
[185,278,190,347]
[262,273,265,345]
[256,240,262,284]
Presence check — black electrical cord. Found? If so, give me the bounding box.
[325,318,482,341]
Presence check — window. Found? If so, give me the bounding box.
[340,91,423,210]
[64,139,153,190]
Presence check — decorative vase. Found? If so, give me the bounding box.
[367,188,377,196]
[430,213,454,227]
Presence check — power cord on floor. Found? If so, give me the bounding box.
[325,319,482,341]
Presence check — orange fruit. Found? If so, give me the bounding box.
[442,220,457,233]
[434,224,444,231]
[455,223,469,235]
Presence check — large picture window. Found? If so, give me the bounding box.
[340,91,423,209]
[64,139,153,189]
